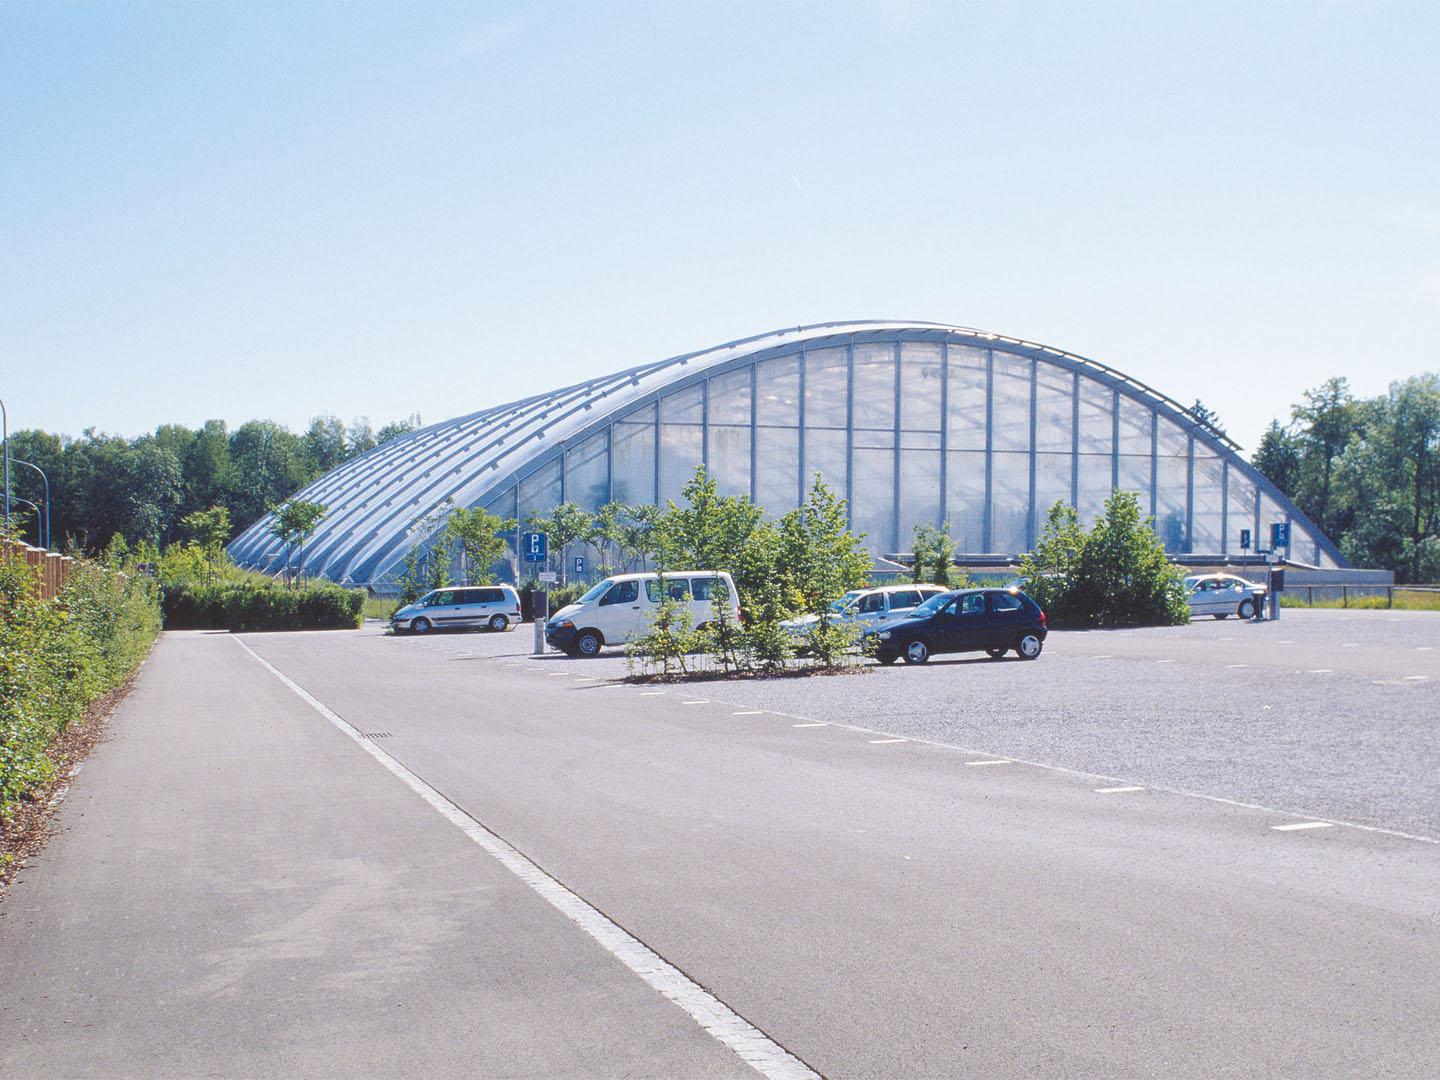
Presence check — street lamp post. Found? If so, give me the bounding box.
[11,496,41,542]
[13,458,49,550]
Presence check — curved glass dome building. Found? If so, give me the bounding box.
[228,321,1343,591]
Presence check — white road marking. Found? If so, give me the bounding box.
[966,759,1012,767]
[681,700,710,705]
[1225,664,1248,669]
[1277,639,1294,644]
[1092,654,1113,660]
[1418,646,1434,651]
[1156,659,1176,664]
[1342,643,1359,648]
[1404,675,1429,681]
[792,722,827,728]
[868,738,907,744]
[732,710,764,716]
[1272,821,1335,832]
[1094,785,1145,794]
[640,691,666,696]
[547,672,570,677]
[234,637,819,1080]
[1308,669,1333,674]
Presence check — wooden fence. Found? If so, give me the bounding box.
[2,538,76,601]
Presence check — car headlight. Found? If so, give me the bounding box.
[877,630,892,641]
[550,619,575,630]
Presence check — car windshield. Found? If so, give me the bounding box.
[909,593,954,618]
[829,590,863,613]
[578,579,614,604]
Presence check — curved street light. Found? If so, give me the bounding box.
[12,458,49,550]
[10,495,41,541]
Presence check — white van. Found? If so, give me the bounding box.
[545,571,741,657]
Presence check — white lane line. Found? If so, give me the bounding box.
[547,672,570,677]
[234,637,818,1080]
[868,738,907,745]
[1272,821,1335,832]
[1404,675,1429,681]
[681,700,710,705]
[1277,639,1294,644]
[732,710,764,716]
[1225,664,1248,669]
[1155,659,1176,664]
[792,722,827,728]
[1094,785,1145,794]
[1342,643,1359,648]
[1308,669,1333,674]
[1418,646,1434,651]
[966,759,1012,767]
[640,691,666,696]
[1092,655,1113,660]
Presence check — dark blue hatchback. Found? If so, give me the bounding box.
[863,588,1048,665]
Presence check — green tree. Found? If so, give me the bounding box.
[911,521,957,586]
[1018,502,1085,621]
[1065,491,1189,628]
[376,414,423,446]
[270,499,327,586]
[1292,377,1357,533]
[1189,399,1227,439]
[780,474,871,665]
[655,467,763,576]
[1251,420,1302,496]
[442,504,517,585]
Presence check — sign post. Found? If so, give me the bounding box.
[523,532,549,654]
[1266,522,1289,622]
[573,555,585,579]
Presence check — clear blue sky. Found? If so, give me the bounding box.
[4,1,1438,452]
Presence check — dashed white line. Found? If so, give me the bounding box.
[235,637,819,1080]
[1092,655,1114,660]
[732,710,764,716]
[1308,669,1333,674]
[1404,675,1429,681]
[1225,664,1248,669]
[681,700,710,705]
[1418,646,1434,651]
[1094,785,1145,794]
[792,722,827,728]
[1156,659,1176,664]
[965,759,1012,767]
[868,738,907,745]
[640,691,666,696]
[1272,821,1335,832]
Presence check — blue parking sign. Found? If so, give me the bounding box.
[573,555,585,577]
[1269,522,1290,549]
[522,532,548,562]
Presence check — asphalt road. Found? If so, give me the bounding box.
[3,613,1438,1078]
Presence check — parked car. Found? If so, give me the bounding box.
[545,571,741,657]
[1183,574,1266,619]
[781,584,950,639]
[864,588,1048,664]
[391,585,523,634]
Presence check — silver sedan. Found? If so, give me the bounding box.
[1184,574,1266,619]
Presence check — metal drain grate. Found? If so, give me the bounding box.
[360,731,393,740]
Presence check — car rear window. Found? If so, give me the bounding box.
[889,590,921,609]
[960,593,987,615]
[990,592,1023,612]
[692,577,715,600]
[644,578,691,602]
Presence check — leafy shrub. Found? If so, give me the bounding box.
[626,594,699,677]
[161,579,364,631]
[1020,493,1190,628]
[1,553,161,819]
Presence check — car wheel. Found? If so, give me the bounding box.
[489,614,509,632]
[1238,599,1255,618]
[876,653,897,666]
[575,630,603,657]
[1016,633,1043,660]
[986,647,1007,660]
[411,616,432,635]
[902,639,930,665]
[1214,612,1230,620]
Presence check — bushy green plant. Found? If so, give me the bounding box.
[625,590,698,677]
[1,551,161,819]
[161,579,364,630]
[1019,493,1189,628]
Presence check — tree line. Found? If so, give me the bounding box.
[1251,374,1439,581]
[4,413,423,554]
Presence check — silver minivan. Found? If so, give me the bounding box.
[391,585,523,634]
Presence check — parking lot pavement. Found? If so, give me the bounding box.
[391,609,1440,840]
[232,625,1440,1078]
[0,632,753,1080]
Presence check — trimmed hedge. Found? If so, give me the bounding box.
[1,555,161,819]
[162,580,365,631]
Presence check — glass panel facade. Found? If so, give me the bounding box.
[755,356,800,512]
[852,447,894,551]
[991,451,1030,553]
[659,385,704,503]
[947,346,988,451]
[1155,456,1188,552]
[945,451,985,551]
[707,368,751,498]
[851,343,895,432]
[991,352,1032,453]
[900,342,943,433]
[565,431,609,510]
[518,457,561,523]
[1076,379,1113,525]
[899,449,942,545]
[611,404,656,504]
[1227,469,1257,554]
[1191,447,1223,552]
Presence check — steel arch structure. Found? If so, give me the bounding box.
[228,321,1344,591]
